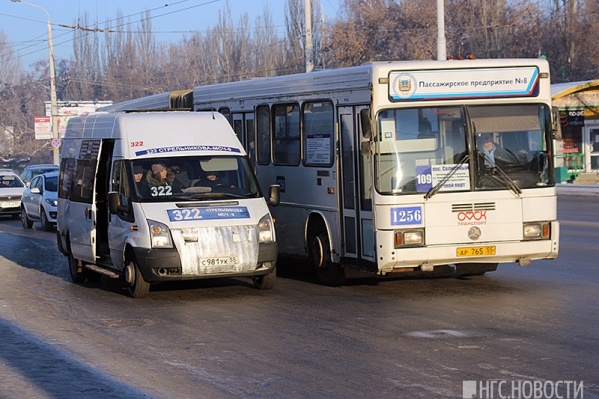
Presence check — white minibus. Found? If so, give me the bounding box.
[56,111,279,297]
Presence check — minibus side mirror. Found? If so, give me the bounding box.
[267,185,280,207]
[108,191,120,214]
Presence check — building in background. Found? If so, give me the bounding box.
[42,100,113,138]
[551,81,599,183]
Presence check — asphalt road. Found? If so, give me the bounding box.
[0,193,597,399]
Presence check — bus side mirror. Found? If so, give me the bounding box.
[267,185,280,207]
[551,106,562,140]
[360,108,372,139]
[108,191,120,214]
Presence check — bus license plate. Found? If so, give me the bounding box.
[200,257,238,267]
[456,246,496,257]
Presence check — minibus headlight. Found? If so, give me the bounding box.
[395,229,424,247]
[45,198,58,207]
[258,214,274,243]
[523,222,550,240]
[148,219,173,248]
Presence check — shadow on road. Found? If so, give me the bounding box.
[0,317,157,399]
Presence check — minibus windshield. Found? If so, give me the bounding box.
[129,155,261,201]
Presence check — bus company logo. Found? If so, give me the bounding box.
[457,210,488,225]
[468,227,481,240]
[392,73,417,99]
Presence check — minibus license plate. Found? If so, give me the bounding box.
[200,257,238,267]
[456,246,496,257]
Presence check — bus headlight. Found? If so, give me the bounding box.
[523,222,550,240]
[395,229,424,247]
[258,214,274,243]
[148,219,173,248]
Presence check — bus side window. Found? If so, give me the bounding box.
[272,103,300,165]
[256,105,271,165]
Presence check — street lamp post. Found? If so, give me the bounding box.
[11,0,60,165]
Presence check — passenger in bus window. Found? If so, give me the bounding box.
[133,165,150,197]
[146,162,184,195]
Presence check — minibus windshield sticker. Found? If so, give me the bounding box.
[416,164,470,192]
[135,145,242,156]
[389,66,540,101]
[390,206,423,226]
[167,206,250,222]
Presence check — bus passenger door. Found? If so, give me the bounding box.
[339,106,375,264]
[233,112,256,169]
[69,139,112,264]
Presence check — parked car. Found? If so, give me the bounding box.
[0,172,26,219]
[19,164,59,186]
[20,171,58,231]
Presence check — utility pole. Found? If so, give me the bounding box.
[305,0,314,72]
[11,0,60,165]
[437,0,447,60]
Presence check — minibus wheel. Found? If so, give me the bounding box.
[124,255,150,298]
[252,266,276,290]
[311,232,346,287]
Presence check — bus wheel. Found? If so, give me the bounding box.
[68,249,86,283]
[311,232,346,287]
[252,265,276,290]
[124,255,150,298]
[455,263,498,277]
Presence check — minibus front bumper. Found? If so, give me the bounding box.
[132,241,277,282]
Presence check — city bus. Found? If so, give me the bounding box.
[103,59,561,286]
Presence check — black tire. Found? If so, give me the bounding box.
[124,255,150,298]
[252,265,276,290]
[455,263,498,277]
[21,208,33,229]
[40,208,52,231]
[311,231,346,287]
[68,250,86,283]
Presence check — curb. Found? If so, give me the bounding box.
[556,184,599,196]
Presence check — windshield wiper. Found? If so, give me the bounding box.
[424,154,470,200]
[477,150,522,196]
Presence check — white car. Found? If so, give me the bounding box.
[0,172,26,219]
[20,171,58,231]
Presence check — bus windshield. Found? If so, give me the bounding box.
[375,104,552,195]
[129,156,261,201]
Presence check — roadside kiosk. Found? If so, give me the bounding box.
[551,80,599,183]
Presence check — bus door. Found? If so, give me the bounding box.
[338,106,375,263]
[232,112,256,169]
[68,139,113,263]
